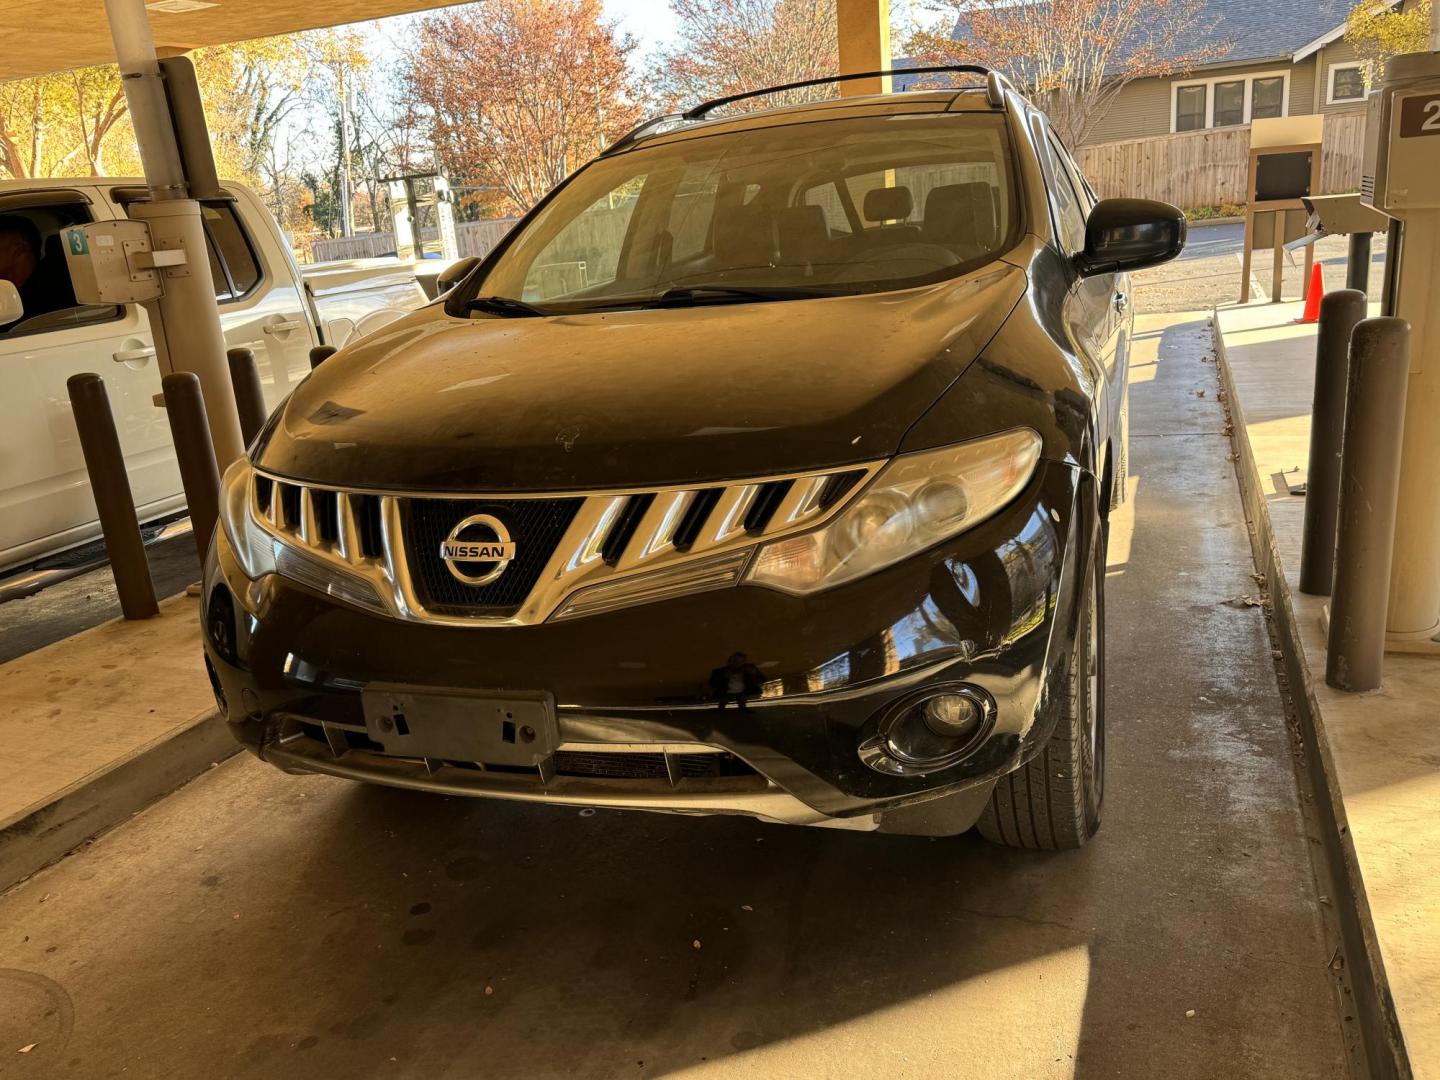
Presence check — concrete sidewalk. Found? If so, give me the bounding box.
[1215,299,1440,1080]
[0,593,235,891]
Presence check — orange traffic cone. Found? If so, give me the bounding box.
[1299,261,1325,324]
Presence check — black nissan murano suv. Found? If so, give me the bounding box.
[202,68,1184,848]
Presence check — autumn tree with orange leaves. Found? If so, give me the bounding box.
[648,0,838,111]
[907,0,1228,147]
[406,0,640,214]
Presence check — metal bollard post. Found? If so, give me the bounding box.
[309,344,338,369]
[1327,317,1411,692]
[1300,289,1368,595]
[65,374,159,620]
[227,347,267,447]
[1346,232,1373,295]
[162,372,222,566]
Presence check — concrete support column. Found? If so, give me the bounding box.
[102,0,244,467]
[837,0,891,97]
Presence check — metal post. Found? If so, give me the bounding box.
[103,0,243,467]
[1346,232,1373,294]
[1328,317,1411,691]
[1300,289,1368,595]
[227,347,267,447]
[162,372,221,565]
[309,345,338,369]
[65,374,158,620]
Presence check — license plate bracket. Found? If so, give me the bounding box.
[360,685,557,767]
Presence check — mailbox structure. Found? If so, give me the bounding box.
[1240,115,1325,303]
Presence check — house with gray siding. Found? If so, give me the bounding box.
[1084,0,1389,144]
[910,0,1415,146]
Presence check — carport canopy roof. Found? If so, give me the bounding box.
[0,0,464,82]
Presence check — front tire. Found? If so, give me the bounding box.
[976,524,1105,850]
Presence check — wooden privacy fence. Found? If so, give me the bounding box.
[1076,112,1368,208]
[310,218,519,264]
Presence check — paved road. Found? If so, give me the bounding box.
[0,312,1356,1079]
[1133,221,1387,313]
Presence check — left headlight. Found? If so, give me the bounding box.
[745,427,1042,595]
[219,458,276,581]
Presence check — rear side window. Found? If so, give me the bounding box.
[0,200,122,338]
[201,201,261,302]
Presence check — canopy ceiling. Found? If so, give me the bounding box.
[0,0,464,82]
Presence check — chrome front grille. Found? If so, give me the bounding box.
[248,462,880,625]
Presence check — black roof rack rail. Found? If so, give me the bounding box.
[683,64,1000,121]
[603,66,1018,157]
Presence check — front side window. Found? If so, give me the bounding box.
[1045,133,1088,255]
[0,201,121,338]
[475,113,1021,313]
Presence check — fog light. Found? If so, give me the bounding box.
[921,693,983,738]
[858,685,995,777]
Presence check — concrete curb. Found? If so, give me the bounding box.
[0,711,239,895]
[1186,215,1245,228]
[1211,309,1412,1080]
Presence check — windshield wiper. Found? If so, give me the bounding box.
[466,295,549,318]
[648,284,844,307]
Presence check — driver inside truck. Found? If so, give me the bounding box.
[0,215,40,329]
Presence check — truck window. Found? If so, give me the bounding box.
[0,203,121,338]
[201,201,261,303]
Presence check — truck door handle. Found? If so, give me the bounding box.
[112,346,156,364]
[263,319,303,335]
[1113,292,1129,314]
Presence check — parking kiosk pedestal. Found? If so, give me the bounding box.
[1240,116,1323,304]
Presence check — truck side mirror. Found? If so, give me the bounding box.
[1074,198,1187,277]
[0,280,23,325]
[436,257,480,295]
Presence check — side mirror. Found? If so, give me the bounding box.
[0,280,23,325]
[436,256,481,295]
[1074,198,1186,277]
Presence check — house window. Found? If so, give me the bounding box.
[1171,71,1290,132]
[1175,85,1208,132]
[1329,63,1366,104]
[1214,81,1245,126]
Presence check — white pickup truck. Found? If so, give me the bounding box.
[0,178,427,580]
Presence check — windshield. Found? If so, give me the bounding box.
[472,112,1021,313]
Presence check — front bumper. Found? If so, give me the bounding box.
[202,460,1091,827]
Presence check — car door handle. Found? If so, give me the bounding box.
[263,319,303,334]
[112,346,156,363]
[1113,292,1129,314]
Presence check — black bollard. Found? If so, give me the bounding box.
[227,347,267,447]
[162,372,222,565]
[1299,288,1367,595]
[66,374,159,619]
[1327,317,1411,692]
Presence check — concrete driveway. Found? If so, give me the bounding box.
[0,312,1356,1079]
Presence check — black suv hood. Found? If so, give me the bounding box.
[256,265,1025,491]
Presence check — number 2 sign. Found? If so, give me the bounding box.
[1399,93,1440,138]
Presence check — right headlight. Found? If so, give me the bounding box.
[219,458,276,581]
[745,427,1042,595]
